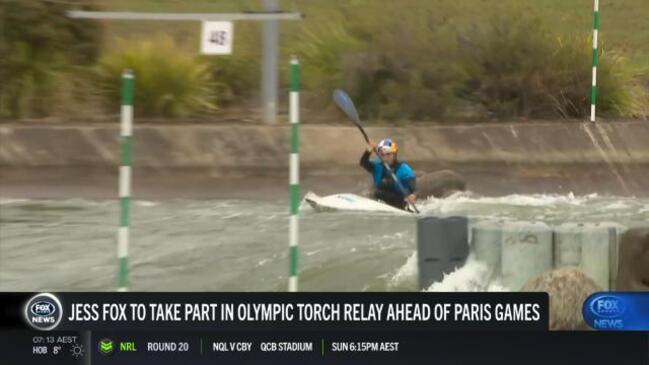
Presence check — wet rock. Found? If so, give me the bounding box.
[522,267,601,330]
[616,227,649,291]
[417,170,466,198]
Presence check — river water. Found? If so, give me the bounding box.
[1,192,648,292]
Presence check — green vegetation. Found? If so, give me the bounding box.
[460,15,648,119]
[96,35,218,118]
[292,2,468,120]
[0,0,102,118]
[290,2,648,120]
[1,0,647,121]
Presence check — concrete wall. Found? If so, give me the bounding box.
[1,121,648,172]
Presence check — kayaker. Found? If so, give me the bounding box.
[359,138,417,210]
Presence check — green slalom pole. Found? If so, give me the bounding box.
[118,70,134,292]
[590,0,600,122]
[288,56,300,292]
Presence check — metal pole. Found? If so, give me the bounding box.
[590,0,600,122]
[67,10,302,21]
[288,56,300,292]
[118,70,134,292]
[262,0,280,124]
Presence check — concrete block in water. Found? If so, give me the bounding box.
[605,223,627,290]
[501,221,552,290]
[471,220,504,278]
[553,223,583,267]
[417,216,469,290]
[553,223,618,290]
[580,224,616,291]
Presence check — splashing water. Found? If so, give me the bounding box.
[425,257,509,292]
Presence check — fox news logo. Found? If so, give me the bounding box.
[588,295,626,329]
[31,302,56,317]
[24,293,63,331]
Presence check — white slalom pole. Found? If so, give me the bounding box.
[288,56,300,292]
[118,70,134,292]
[590,0,600,122]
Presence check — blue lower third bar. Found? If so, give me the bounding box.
[583,292,649,330]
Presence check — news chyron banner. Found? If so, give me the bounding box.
[1,292,648,365]
[5,292,548,331]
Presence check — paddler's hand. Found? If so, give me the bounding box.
[367,142,376,154]
[405,194,417,205]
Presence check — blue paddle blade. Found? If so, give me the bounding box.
[333,89,360,123]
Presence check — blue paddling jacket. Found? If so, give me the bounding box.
[360,150,416,195]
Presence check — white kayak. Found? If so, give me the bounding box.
[303,191,409,214]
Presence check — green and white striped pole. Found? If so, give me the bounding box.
[590,0,600,122]
[118,70,134,292]
[288,56,300,292]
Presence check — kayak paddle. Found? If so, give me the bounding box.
[332,89,420,214]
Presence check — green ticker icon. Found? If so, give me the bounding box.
[98,338,114,356]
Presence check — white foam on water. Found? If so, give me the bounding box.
[383,232,404,239]
[222,213,243,219]
[305,249,322,257]
[388,252,510,292]
[601,201,632,210]
[388,251,418,288]
[135,200,159,207]
[425,258,509,292]
[377,232,408,251]
[61,198,113,207]
[421,191,599,210]
[0,197,116,207]
[0,198,30,205]
[416,192,618,224]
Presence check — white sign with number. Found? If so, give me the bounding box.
[201,21,233,55]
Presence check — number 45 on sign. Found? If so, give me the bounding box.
[201,21,233,55]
